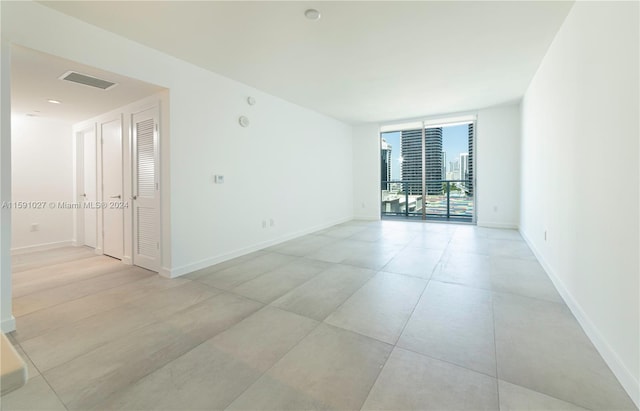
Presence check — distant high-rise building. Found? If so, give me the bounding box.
[425,128,443,194]
[468,123,474,195]
[380,139,392,190]
[441,151,447,180]
[449,159,460,174]
[400,128,443,195]
[400,129,422,195]
[460,152,469,183]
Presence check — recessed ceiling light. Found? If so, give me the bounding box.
[47,99,61,104]
[304,9,321,21]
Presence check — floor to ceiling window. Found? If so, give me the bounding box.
[380,117,475,222]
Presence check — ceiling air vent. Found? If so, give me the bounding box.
[59,71,118,90]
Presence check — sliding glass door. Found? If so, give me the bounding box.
[380,119,475,222]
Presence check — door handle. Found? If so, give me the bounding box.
[132,195,137,200]
[110,195,121,199]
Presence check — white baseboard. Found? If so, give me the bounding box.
[166,216,353,279]
[1,316,16,333]
[520,230,639,408]
[353,215,380,221]
[10,240,74,255]
[353,210,381,221]
[477,221,519,229]
[158,267,172,279]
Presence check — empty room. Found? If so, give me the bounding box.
[0,1,638,411]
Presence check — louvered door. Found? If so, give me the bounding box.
[132,107,159,271]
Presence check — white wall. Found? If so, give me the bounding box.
[520,1,639,405]
[11,115,73,251]
[1,38,14,332]
[1,0,354,286]
[353,124,381,220]
[164,71,353,277]
[476,104,520,228]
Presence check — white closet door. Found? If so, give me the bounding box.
[132,107,159,271]
[82,128,97,248]
[102,118,124,259]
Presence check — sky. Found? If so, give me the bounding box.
[381,124,469,180]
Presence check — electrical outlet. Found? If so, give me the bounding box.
[262,220,267,228]
[213,175,225,184]
[270,218,275,227]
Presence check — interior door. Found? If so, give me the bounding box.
[101,118,124,259]
[82,127,97,248]
[132,107,159,271]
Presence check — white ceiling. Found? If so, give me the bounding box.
[39,1,574,124]
[11,45,165,123]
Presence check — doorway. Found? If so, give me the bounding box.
[75,101,162,271]
[10,45,166,266]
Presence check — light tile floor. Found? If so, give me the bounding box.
[1,220,637,411]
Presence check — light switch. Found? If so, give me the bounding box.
[214,175,224,184]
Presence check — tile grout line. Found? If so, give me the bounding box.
[318,259,381,319]
[190,254,299,291]
[394,343,500,381]
[356,259,436,411]
[219,227,432,409]
[16,277,195,343]
[221,315,324,410]
[11,251,100,274]
[22,308,167,377]
[184,250,269,281]
[325,228,454,349]
[94,293,266,410]
[488,240,601,411]
[40,373,70,411]
[266,261,377,323]
[497,378,598,411]
[491,281,599,410]
[13,268,156,319]
[12,254,122,288]
[491,292,501,408]
[378,227,505,383]
[224,258,336,306]
[19,287,222,380]
[14,341,70,411]
[429,276,568,307]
